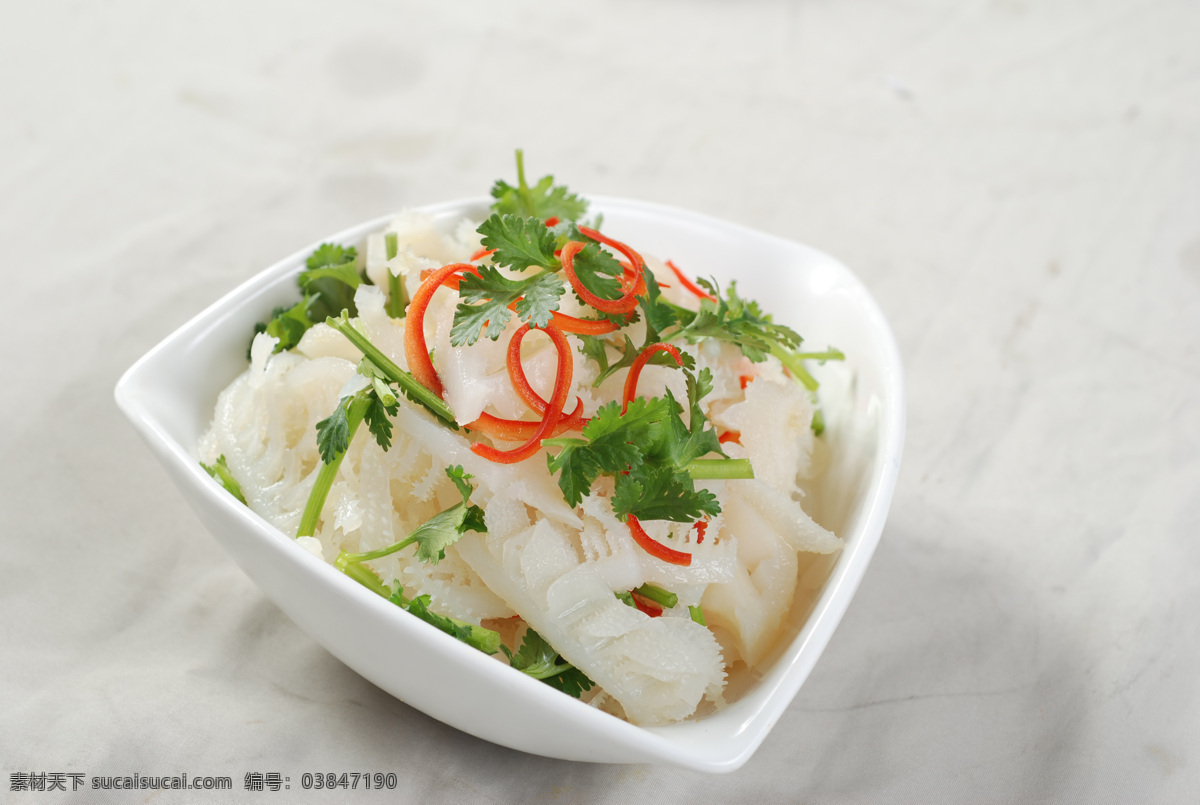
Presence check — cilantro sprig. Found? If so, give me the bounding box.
[251,243,364,354]
[545,364,753,523]
[581,270,843,432]
[200,455,247,505]
[334,466,485,567]
[489,149,588,222]
[502,629,594,699]
[450,153,622,345]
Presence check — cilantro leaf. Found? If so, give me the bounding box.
[315,399,350,464]
[451,266,565,345]
[200,455,247,505]
[490,149,588,222]
[307,243,358,270]
[502,629,595,698]
[567,241,624,302]
[639,270,682,340]
[477,213,559,272]
[399,593,502,655]
[544,358,741,523]
[253,296,317,355]
[546,397,671,508]
[248,243,363,356]
[335,551,503,655]
[611,465,721,523]
[646,374,725,470]
[675,279,802,362]
[333,465,485,566]
[513,272,567,329]
[363,394,398,453]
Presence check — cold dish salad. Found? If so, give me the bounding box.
[199,152,845,726]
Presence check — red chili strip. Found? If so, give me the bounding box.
[621,342,683,414]
[469,247,496,262]
[665,259,717,303]
[718,430,741,445]
[627,514,692,566]
[549,311,619,335]
[693,519,708,544]
[501,300,618,336]
[582,227,648,300]
[505,323,588,431]
[467,403,583,441]
[543,216,560,227]
[471,323,573,464]
[420,263,481,292]
[560,241,640,315]
[405,263,476,398]
[630,592,663,617]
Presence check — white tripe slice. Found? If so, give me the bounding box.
[364,232,387,282]
[577,494,737,589]
[457,499,726,726]
[296,323,362,362]
[353,285,409,369]
[451,218,483,256]
[700,477,841,666]
[384,209,461,265]
[202,346,356,535]
[712,372,816,493]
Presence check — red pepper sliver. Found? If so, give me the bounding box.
[405,263,476,398]
[466,403,583,441]
[627,514,692,566]
[718,430,741,445]
[631,593,663,617]
[622,342,683,414]
[665,259,717,303]
[471,322,573,464]
[505,323,588,431]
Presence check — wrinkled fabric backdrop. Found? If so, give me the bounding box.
[2,1,1198,802]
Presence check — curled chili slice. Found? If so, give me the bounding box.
[467,401,584,441]
[622,342,683,414]
[405,263,476,398]
[500,300,618,336]
[578,225,645,275]
[560,240,641,315]
[627,514,692,567]
[548,311,618,335]
[471,322,573,464]
[504,323,588,429]
[665,259,717,303]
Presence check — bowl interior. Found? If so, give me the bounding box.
[115,197,904,772]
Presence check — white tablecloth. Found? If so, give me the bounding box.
[4,1,1198,801]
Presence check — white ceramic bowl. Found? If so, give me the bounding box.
[114,197,905,773]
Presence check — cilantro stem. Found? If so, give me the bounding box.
[338,535,418,564]
[685,458,754,481]
[325,313,457,427]
[634,583,678,609]
[769,344,819,392]
[515,148,531,213]
[335,555,393,597]
[297,396,371,537]
[384,232,410,319]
